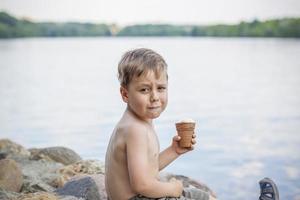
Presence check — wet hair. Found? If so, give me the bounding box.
[118,48,168,87]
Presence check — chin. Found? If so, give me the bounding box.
[148,112,162,119]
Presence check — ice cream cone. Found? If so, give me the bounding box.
[175,121,195,148]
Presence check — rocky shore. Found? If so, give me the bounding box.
[0,139,216,200]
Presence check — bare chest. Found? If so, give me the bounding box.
[147,131,160,162]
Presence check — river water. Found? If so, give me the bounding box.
[0,37,299,199]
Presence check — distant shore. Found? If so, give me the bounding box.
[1,11,300,38]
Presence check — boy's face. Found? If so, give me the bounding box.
[121,70,168,122]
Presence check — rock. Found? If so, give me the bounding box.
[29,147,82,165]
[0,188,20,200]
[58,195,84,200]
[29,148,56,162]
[0,152,7,160]
[20,158,63,193]
[53,160,105,188]
[0,139,30,157]
[160,173,217,198]
[6,154,63,193]
[16,192,58,200]
[70,174,106,199]
[59,159,104,175]
[0,159,23,192]
[0,140,217,200]
[55,174,107,200]
[20,194,85,200]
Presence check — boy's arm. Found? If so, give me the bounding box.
[159,145,179,171]
[159,135,196,171]
[126,126,182,198]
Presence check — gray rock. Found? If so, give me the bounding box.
[22,162,62,193]
[29,147,82,165]
[0,139,30,157]
[0,159,23,192]
[55,174,107,200]
[160,173,217,198]
[0,188,20,200]
[0,152,7,160]
[14,155,63,193]
[58,195,85,200]
[70,174,106,199]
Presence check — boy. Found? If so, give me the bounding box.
[105,48,215,200]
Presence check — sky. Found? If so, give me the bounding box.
[1,0,300,25]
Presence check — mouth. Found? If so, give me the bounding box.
[148,106,160,110]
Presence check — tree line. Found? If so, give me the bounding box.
[0,11,299,38]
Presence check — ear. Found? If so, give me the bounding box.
[120,86,129,103]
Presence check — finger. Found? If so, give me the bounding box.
[191,139,196,144]
[173,135,180,141]
[192,134,196,138]
[189,144,195,150]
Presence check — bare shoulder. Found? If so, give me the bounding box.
[118,121,149,137]
[117,120,149,141]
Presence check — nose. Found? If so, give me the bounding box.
[150,90,159,102]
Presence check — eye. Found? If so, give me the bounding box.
[158,86,166,91]
[140,88,150,93]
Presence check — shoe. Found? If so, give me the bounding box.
[259,177,279,200]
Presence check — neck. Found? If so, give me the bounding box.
[125,106,153,125]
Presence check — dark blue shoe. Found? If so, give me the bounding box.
[259,177,279,200]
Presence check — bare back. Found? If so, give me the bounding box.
[105,110,160,200]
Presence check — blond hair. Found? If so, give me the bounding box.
[118,48,168,87]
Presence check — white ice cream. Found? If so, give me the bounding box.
[178,118,195,123]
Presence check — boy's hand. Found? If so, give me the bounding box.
[171,134,196,155]
[169,178,183,197]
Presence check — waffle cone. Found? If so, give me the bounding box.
[175,122,195,148]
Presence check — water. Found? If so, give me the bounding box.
[0,37,299,200]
